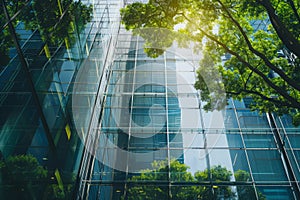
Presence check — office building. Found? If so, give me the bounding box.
[1,0,300,199]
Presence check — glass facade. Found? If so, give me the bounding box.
[0,0,112,199]
[1,0,300,200]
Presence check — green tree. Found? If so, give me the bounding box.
[194,165,235,199]
[125,160,196,200]
[19,0,93,46]
[124,160,244,200]
[0,154,47,199]
[0,0,15,67]
[121,0,300,125]
[235,170,266,200]
[0,26,13,68]
[0,154,75,199]
[0,0,93,65]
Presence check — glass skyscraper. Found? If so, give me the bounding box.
[1,0,300,199]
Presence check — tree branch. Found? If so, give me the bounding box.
[244,69,255,90]
[257,0,300,58]
[178,12,300,109]
[226,89,299,109]
[286,0,300,25]
[216,0,300,92]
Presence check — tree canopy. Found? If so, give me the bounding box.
[0,154,47,199]
[0,0,93,67]
[18,0,93,45]
[0,154,75,199]
[120,0,300,125]
[124,160,265,200]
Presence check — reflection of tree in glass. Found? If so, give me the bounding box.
[0,27,13,68]
[194,165,234,199]
[0,1,14,67]
[0,154,47,199]
[0,0,93,67]
[124,160,266,200]
[45,176,76,200]
[124,160,196,200]
[0,154,75,199]
[235,170,266,200]
[19,0,93,45]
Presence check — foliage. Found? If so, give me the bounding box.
[125,160,196,200]
[194,165,234,199]
[0,154,47,199]
[121,0,300,125]
[18,0,93,45]
[0,1,14,67]
[0,154,47,182]
[0,154,75,199]
[0,0,93,67]
[0,28,12,68]
[124,160,265,200]
[235,170,266,200]
[45,182,75,200]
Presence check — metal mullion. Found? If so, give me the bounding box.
[1,0,58,160]
[267,113,300,199]
[277,117,300,178]
[232,99,259,199]
[123,31,138,197]
[1,0,31,30]
[195,56,213,194]
[73,4,107,195]
[81,34,119,200]
[188,45,215,194]
[76,4,120,198]
[164,52,172,200]
[88,179,291,186]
